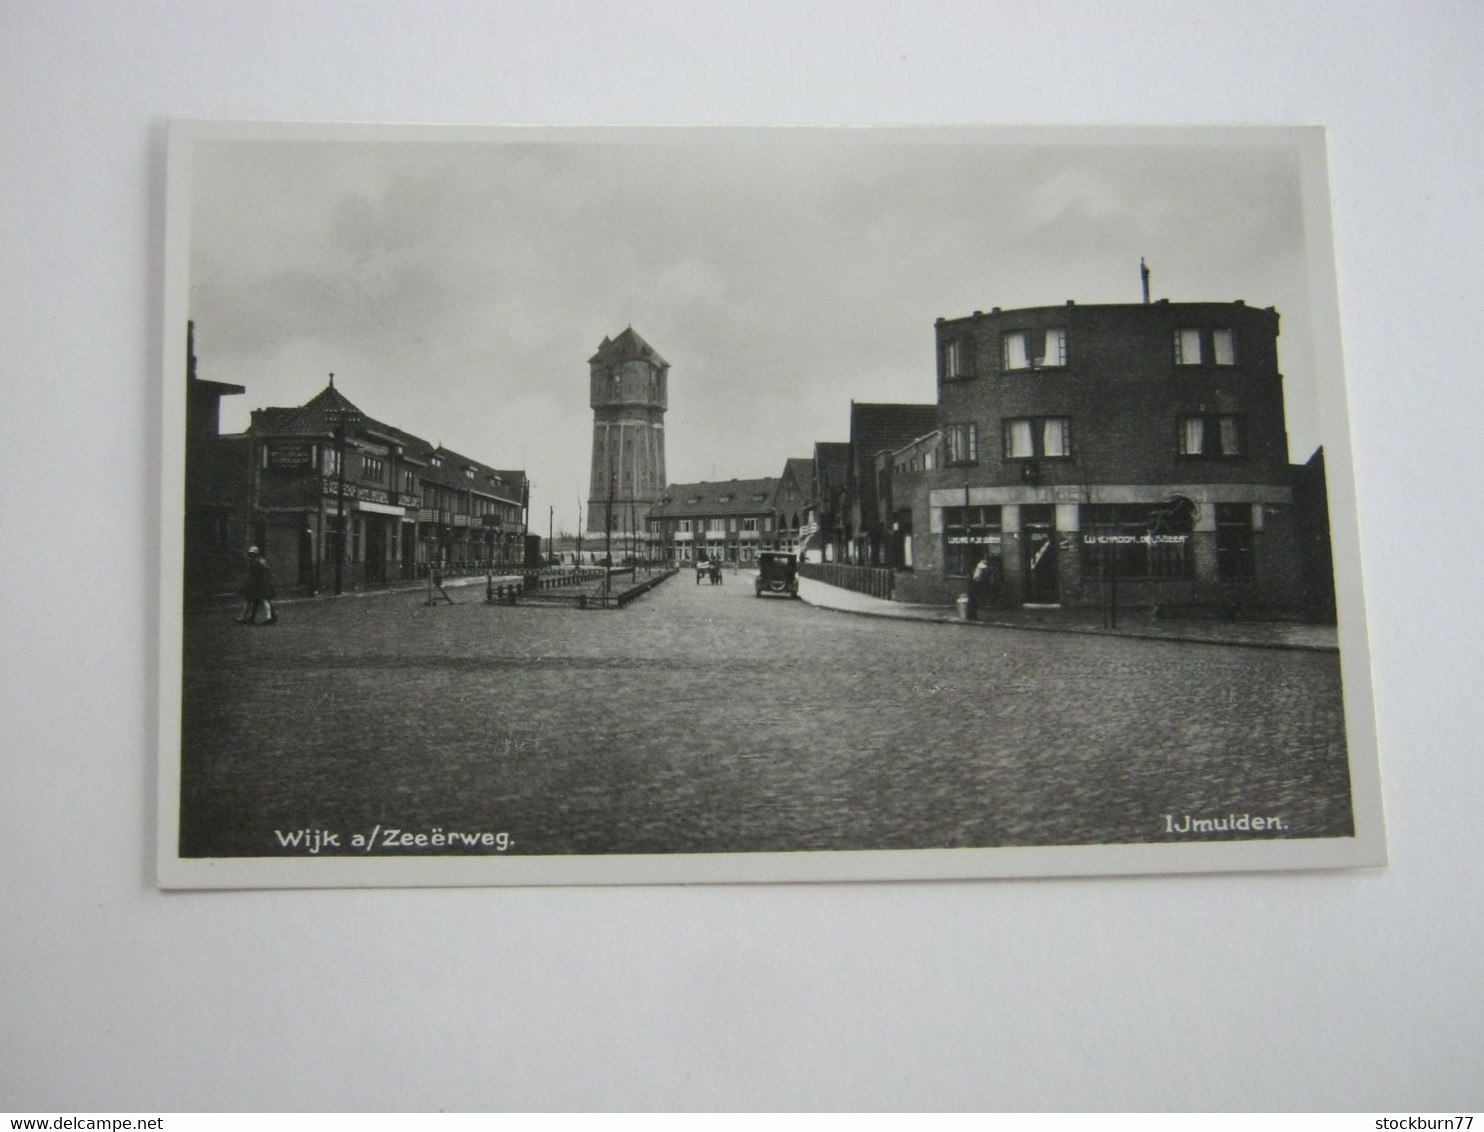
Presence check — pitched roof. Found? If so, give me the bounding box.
[850,402,939,466]
[424,444,524,503]
[247,380,525,503]
[814,441,850,480]
[770,457,814,510]
[650,477,780,518]
[249,382,370,437]
[589,326,669,368]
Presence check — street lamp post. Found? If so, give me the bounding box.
[334,418,348,596]
[604,462,614,604]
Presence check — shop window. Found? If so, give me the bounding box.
[1004,417,1072,460]
[1178,414,1244,458]
[942,505,1002,578]
[1213,329,1236,366]
[1081,501,1195,579]
[1216,503,1256,578]
[944,423,978,465]
[1175,328,1203,365]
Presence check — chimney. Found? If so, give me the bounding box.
[1140,258,1151,305]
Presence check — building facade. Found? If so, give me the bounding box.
[649,478,780,564]
[236,379,526,594]
[585,328,668,542]
[846,402,939,566]
[802,441,850,563]
[183,322,250,594]
[768,458,814,554]
[887,299,1324,616]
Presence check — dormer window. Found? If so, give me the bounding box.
[431,455,443,468]
[464,467,475,480]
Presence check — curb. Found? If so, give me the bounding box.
[795,588,1338,653]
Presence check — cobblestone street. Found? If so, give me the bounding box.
[179,573,1354,857]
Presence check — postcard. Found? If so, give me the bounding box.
[158,122,1384,887]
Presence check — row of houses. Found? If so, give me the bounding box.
[650,297,1336,620]
[185,324,529,596]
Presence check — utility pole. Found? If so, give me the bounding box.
[333,375,348,596]
[548,504,553,568]
[604,458,614,603]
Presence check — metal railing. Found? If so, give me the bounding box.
[798,561,895,600]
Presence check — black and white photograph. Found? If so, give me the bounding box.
[159,122,1384,887]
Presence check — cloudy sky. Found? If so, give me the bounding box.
[187,127,1326,532]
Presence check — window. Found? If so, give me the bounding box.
[1213,328,1236,366]
[944,423,978,465]
[942,506,1002,578]
[1037,327,1068,368]
[1002,330,1031,370]
[943,339,973,380]
[1175,328,1203,365]
[464,467,475,481]
[402,469,416,492]
[742,517,758,532]
[1003,417,1072,459]
[677,520,692,533]
[1081,501,1195,579]
[361,455,384,479]
[430,455,443,468]
[323,446,342,476]
[707,518,725,533]
[1216,503,1255,578]
[1178,414,1244,458]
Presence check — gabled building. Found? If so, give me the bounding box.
[768,457,814,553]
[240,377,526,594]
[648,478,780,564]
[805,441,850,563]
[846,402,939,565]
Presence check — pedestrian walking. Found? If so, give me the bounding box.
[966,554,994,619]
[236,546,278,625]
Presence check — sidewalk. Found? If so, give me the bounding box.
[793,575,1339,652]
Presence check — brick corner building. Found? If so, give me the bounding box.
[886,299,1332,619]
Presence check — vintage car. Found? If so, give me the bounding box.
[754,550,799,598]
